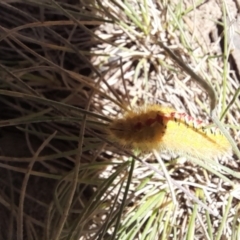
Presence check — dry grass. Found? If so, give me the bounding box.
[0,0,239,239]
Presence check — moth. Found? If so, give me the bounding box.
[108,104,231,159]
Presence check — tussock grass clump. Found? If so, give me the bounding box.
[0,0,239,239]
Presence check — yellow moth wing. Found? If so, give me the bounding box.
[160,120,231,159]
